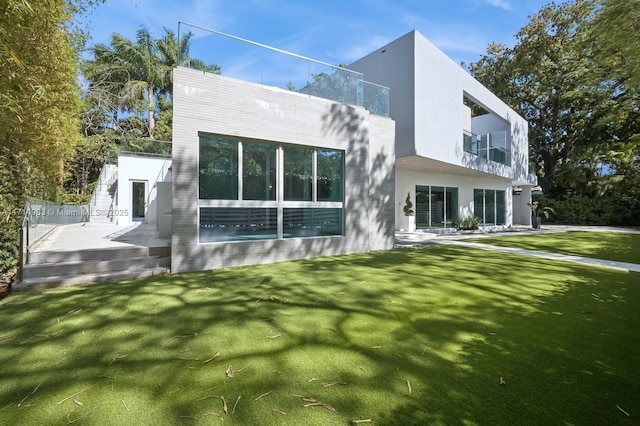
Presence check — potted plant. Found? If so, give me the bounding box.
[456,216,481,231]
[529,201,554,229]
[403,192,415,232]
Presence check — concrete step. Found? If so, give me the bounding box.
[396,232,438,240]
[23,255,170,280]
[16,267,169,292]
[28,246,170,264]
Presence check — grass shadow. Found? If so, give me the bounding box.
[1,245,638,425]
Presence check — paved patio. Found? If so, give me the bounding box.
[31,222,170,253]
[31,222,640,273]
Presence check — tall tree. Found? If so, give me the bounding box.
[0,0,102,276]
[83,27,220,139]
[585,0,640,195]
[589,0,640,89]
[468,1,596,195]
[469,0,639,224]
[85,27,165,138]
[155,27,221,91]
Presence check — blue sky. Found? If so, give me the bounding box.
[80,0,549,86]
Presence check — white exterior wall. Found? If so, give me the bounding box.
[349,33,416,158]
[116,155,171,225]
[395,170,513,230]
[350,30,533,186]
[171,67,395,274]
[513,186,533,226]
[463,105,472,133]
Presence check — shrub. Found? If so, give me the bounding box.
[63,193,91,205]
[456,216,481,230]
[536,194,640,226]
[403,192,414,216]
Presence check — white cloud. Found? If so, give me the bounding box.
[484,0,512,10]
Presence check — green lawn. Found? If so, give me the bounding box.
[468,231,640,264]
[1,245,638,425]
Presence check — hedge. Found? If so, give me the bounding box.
[536,193,640,226]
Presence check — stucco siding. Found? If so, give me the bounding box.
[349,33,416,158]
[171,67,395,273]
[349,30,530,184]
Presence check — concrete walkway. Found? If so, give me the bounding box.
[32,222,640,273]
[395,225,640,273]
[434,240,640,273]
[32,222,170,252]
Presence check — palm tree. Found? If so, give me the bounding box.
[156,27,220,95]
[83,27,220,139]
[84,27,162,137]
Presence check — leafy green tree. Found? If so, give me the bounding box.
[83,27,220,140]
[0,0,103,277]
[63,135,111,198]
[84,27,166,138]
[584,0,640,196]
[589,0,640,89]
[156,27,221,86]
[469,1,602,196]
[469,0,638,224]
[69,28,219,207]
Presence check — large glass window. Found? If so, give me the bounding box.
[199,135,238,200]
[474,189,506,226]
[283,208,343,238]
[415,185,458,228]
[198,133,344,243]
[317,149,344,201]
[416,186,431,227]
[473,189,484,220]
[243,141,276,200]
[430,186,445,228]
[199,208,277,242]
[496,190,506,226]
[485,190,496,225]
[445,187,458,227]
[284,146,313,201]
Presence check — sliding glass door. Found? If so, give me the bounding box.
[474,188,506,226]
[415,185,458,229]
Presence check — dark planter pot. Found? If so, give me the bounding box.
[532,216,542,229]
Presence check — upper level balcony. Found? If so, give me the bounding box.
[177,22,389,117]
[463,130,511,167]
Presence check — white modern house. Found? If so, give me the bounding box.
[169,66,396,273]
[350,30,536,231]
[81,28,535,277]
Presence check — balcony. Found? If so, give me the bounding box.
[177,22,389,117]
[463,130,511,166]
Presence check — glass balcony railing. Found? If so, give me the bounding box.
[363,81,390,117]
[22,197,90,254]
[463,130,511,166]
[177,22,390,117]
[463,132,481,155]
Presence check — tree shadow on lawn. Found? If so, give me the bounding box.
[0,246,638,425]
